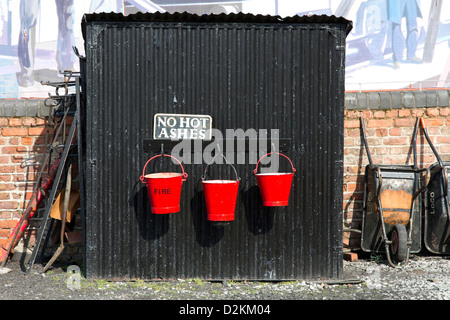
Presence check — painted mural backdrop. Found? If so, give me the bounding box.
[0,0,449,98]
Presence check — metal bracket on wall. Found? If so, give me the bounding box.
[143,139,291,153]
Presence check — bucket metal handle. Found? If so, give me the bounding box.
[202,153,240,182]
[253,152,296,174]
[140,154,188,183]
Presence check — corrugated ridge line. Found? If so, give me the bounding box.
[332,25,345,278]
[292,27,302,278]
[106,25,116,278]
[96,24,106,278]
[305,26,314,278]
[102,25,111,278]
[115,45,124,277]
[93,23,103,278]
[318,26,327,277]
[324,25,342,278]
[136,25,147,280]
[297,27,305,278]
[110,25,118,279]
[333,25,346,278]
[321,25,344,278]
[172,24,182,279]
[269,27,284,279]
[279,27,290,278]
[314,27,333,278]
[129,25,145,279]
[239,27,253,279]
[321,27,332,278]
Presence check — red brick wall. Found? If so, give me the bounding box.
[343,107,450,250]
[0,116,49,248]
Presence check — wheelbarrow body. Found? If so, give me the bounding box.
[424,161,450,254]
[362,164,422,254]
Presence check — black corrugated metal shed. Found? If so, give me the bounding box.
[80,12,352,280]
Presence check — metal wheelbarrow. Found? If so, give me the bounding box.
[419,117,450,255]
[360,117,430,267]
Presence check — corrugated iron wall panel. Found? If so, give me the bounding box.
[82,13,350,280]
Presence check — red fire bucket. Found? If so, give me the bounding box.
[140,154,188,214]
[254,152,296,206]
[202,156,240,222]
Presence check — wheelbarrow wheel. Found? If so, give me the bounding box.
[390,224,408,263]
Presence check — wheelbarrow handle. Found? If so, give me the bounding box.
[360,117,374,168]
[140,154,188,183]
[420,117,444,168]
[421,117,449,217]
[420,117,426,129]
[253,152,296,174]
[374,165,383,198]
[442,167,449,204]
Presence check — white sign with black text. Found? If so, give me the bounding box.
[153,113,212,140]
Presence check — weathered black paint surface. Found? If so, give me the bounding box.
[81,12,351,280]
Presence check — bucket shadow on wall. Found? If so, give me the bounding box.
[130,181,170,240]
[241,175,275,235]
[190,178,225,247]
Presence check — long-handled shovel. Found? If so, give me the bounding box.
[43,163,72,273]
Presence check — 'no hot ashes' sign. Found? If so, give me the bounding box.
[153,113,212,140]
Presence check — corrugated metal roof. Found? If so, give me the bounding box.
[82,11,352,39]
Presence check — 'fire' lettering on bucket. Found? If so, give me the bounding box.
[153,188,171,195]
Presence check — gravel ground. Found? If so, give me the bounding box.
[0,253,448,302]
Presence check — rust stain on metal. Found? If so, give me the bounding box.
[377,189,412,225]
